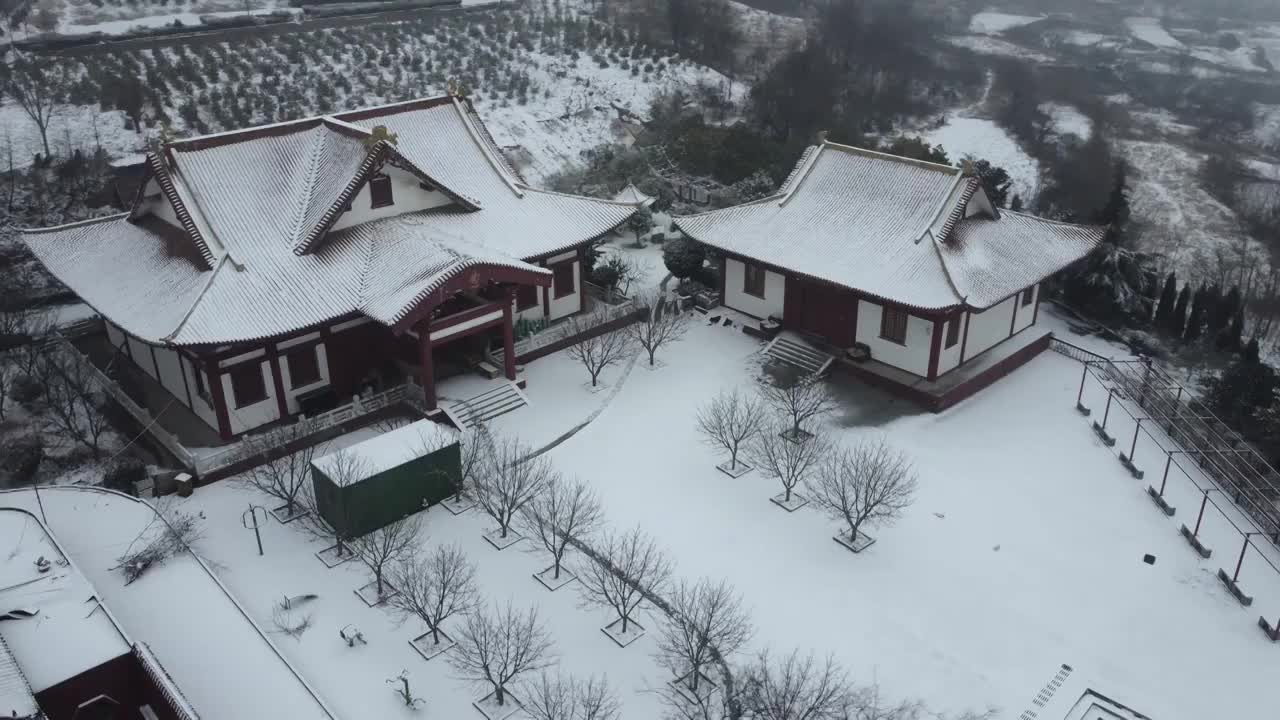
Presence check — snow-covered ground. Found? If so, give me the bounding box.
[1061,30,1109,47]
[1125,17,1183,49]
[945,35,1055,63]
[924,117,1040,202]
[59,7,300,37]
[1041,102,1092,142]
[968,11,1043,35]
[1120,139,1262,282]
[12,311,1280,718]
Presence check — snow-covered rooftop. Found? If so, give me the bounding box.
[0,489,339,720]
[676,141,1102,311]
[313,418,459,483]
[612,183,655,207]
[0,637,37,720]
[22,96,638,346]
[0,508,132,694]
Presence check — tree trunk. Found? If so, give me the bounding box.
[552,556,561,579]
[430,623,441,645]
[375,572,384,596]
[38,127,49,159]
[783,485,792,502]
[495,684,506,706]
[620,613,629,634]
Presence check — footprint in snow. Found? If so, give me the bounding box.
[992,544,1001,552]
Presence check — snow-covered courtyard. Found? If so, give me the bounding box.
[12,309,1280,719]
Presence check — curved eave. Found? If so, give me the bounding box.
[388,261,553,333]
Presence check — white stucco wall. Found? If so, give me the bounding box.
[152,346,188,406]
[964,295,1018,360]
[1012,284,1038,334]
[331,166,452,231]
[126,337,156,379]
[855,301,934,377]
[278,344,332,415]
[936,313,968,376]
[221,361,280,435]
[181,356,220,432]
[513,294,545,326]
[723,258,785,320]
[105,321,126,351]
[548,261,582,321]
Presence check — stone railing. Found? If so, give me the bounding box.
[511,297,639,358]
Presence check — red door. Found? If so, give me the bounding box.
[785,278,854,347]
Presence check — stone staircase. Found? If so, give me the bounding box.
[443,381,529,429]
[763,334,834,376]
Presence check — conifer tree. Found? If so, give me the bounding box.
[1219,307,1245,352]
[1169,284,1191,338]
[1154,272,1177,329]
[1185,285,1207,342]
[1206,285,1231,335]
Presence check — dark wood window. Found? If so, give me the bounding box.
[516,284,540,311]
[286,346,321,388]
[880,306,908,345]
[743,262,766,298]
[945,316,961,348]
[1021,287,1035,307]
[553,262,576,299]
[369,173,394,208]
[229,362,267,408]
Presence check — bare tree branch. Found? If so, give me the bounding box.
[4,56,66,159]
[566,313,635,387]
[387,542,480,646]
[749,423,830,504]
[696,388,767,471]
[758,373,837,441]
[657,578,753,693]
[349,513,423,598]
[742,649,853,720]
[522,671,622,720]
[807,438,918,544]
[523,475,604,580]
[627,290,690,367]
[474,434,556,540]
[577,525,673,635]
[41,347,110,458]
[298,449,371,558]
[239,419,319,517]
[450,600,556,707]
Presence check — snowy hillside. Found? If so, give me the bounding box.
[925,117,1040,201]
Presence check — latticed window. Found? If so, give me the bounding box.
[287,347,321,388]
[880,306,908,345]
[743,262,766,298]
[229,363,267,408]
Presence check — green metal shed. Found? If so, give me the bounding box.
[310,419,461,538]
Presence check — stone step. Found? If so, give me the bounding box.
[447,382,528,428]
[765,337,831,375]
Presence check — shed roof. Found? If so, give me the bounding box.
[0,637,38,720]
[23,97,637,346]
[0,509,132,694]
[675,141,1103,311]
[314,419,460,484]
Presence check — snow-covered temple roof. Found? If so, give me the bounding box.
[23,96,638,346]
[612,183,655,208]
[675,141,1104,312]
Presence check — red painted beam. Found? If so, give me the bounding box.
[428,301,503,335]
[926,317,945,381]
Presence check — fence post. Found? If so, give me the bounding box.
[1128,418,1142,462]
[1194,490,1210,537]
[1075,363,1090,414]
[1159,453,1173,496]
[1101,389,1115,429]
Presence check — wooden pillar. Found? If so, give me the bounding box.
[266,344,290,420]
[502,287,517,381]
[205,358,233,442]
[1031,284,1042,325]
[1009,292,1020,337]
[926,315,945,381]
[541,259,551,321]
[417,321,436,411]
[958,311,971,366]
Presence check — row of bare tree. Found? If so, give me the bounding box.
[697,375,918,546]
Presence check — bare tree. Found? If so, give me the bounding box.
[807,438,918,549]
[349,513,423,599]
[474,434,554,541]
[742,649,853,720]
[5,56,65,159]
[759,373,836,441]
[450,600,556,708]
[523,475,603,581]
[749,423,830,506]
[41,349,110,458]
[696,388,767,474]
[240,420,318,519]
[627,290,690,367]
[449,422,491,503]
[566,313,634,387]
[299,449,370,559]
[0,354,14,422]
[578,525,673,636]
[658,578,753,693]
[11,310,54,380]
[388,543,480,647]
[523,671,622,720]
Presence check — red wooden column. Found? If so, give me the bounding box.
[502,287,517,381]
[204,358,234,442]
[416,321,437,411]
[266,344,290,420]
[926,315,946,381]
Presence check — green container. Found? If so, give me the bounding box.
[310,419,460,538]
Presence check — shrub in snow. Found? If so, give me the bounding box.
[663,237,706,281]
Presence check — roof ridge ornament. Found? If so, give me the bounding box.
[361,125,398,150]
